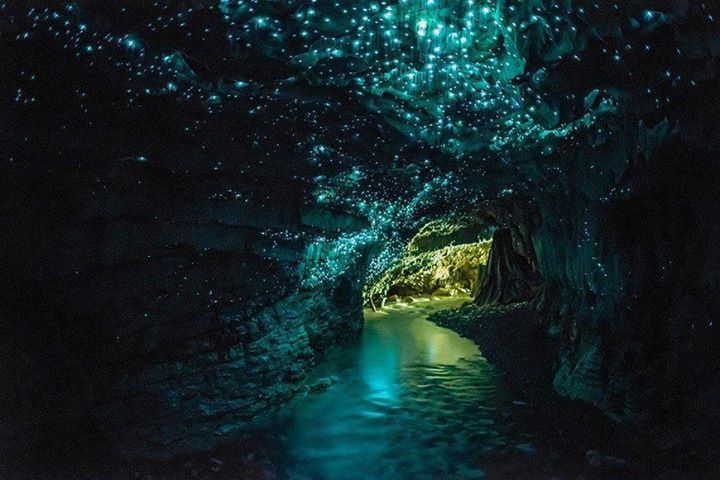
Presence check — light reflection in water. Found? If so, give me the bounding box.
[273,297,521,480]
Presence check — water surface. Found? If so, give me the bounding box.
[272,297,529,479]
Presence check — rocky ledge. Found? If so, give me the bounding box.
[428,302,720,479]
[429,302,554,396]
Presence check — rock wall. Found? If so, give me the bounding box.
[0,17,388,465]
[0,158,372,463]
[452,128,720,448]
[529,132,720,447]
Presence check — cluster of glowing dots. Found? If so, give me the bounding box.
[6,1,571,150]
[289,0,533,143]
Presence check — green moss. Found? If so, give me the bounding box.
[365,224,491,307]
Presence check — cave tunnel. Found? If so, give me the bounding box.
[364,215,496,309]
[364,204,542,310]
[2,1,720,479]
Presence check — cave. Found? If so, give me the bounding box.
[2,1,720,479]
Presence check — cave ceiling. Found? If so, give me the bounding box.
[4,0,719,281]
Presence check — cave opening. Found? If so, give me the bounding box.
[364,216,494,311]
[365,205,544,313]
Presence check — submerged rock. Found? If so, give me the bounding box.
[308,377,336,393]
[585,450,631,472]
[431,287,453,297]
[456,466,486,479]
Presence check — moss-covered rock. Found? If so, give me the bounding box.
[365,218,491,306]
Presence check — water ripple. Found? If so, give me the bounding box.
[273,297,527,480]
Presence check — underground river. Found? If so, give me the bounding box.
[266,297,536,479]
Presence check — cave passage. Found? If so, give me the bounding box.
[266,297,521,479]
[240,220,553,478]
[365,217,494,309]
[365,213,541,311]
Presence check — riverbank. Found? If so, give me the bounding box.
[429,302,553,396]
[428,301,719,479]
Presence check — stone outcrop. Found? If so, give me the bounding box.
[405,218,493,254]
[534,135,720,443]
[431,134,720,461]
[473,228,540,305]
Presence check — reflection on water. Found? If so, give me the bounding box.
[272,297,526,480]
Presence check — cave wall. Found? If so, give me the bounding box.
[464,118,720,439]
[0,154,373,463]
[474,227,540,305]
[0,8,396,462]
[528,130,720,440]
